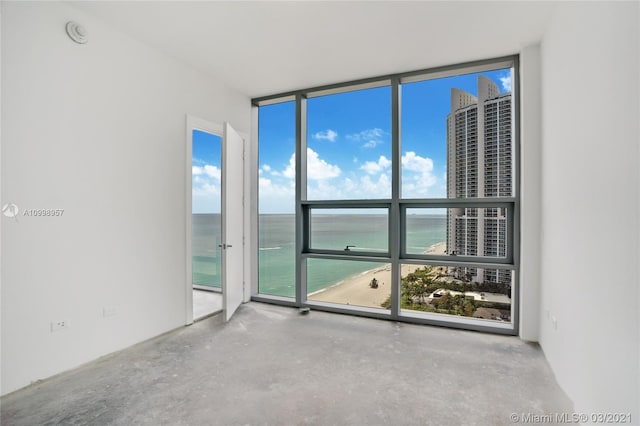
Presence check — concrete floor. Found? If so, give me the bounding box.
[1,302,573,426]
[193,289,222,321]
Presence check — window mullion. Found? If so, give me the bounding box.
[296,94,307,306]
[390,77,401,320]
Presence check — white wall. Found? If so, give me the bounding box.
[1,1,250,395]
[540,1,639,419]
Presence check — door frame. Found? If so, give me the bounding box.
[185,115,250,325]
[186,115,224,325]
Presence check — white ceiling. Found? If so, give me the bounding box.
[71,1,556,98]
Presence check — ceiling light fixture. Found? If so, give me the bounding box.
[65,21,88,44]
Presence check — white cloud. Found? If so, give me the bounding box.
[261,149,441,207]
[401,151,438,197]
[203,165,221,180]
[192,180,221,213]
[313,129,338,142]
[303,151,436,200]
[359,173,391,195]
[307,172,391,200]
[500,73,512,92]
[283,148,341,180]
[259,176,295,213]
[259,177,271,188]
[307,179,345,200]
[192,164,221,180]
[192,163,222,212]
[402,151,433,173]
[347,128,386,148]
[360,155,391,174]
[261,163,281,176]
[282,160,294,179]
[198,182,220,195]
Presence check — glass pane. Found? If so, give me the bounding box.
[192,130,222,289]
[404,207,509,259]
[307,86,391,200]
[259,101,296,297]
[307,258,391,310]
[401,69,513,199]
[405,208,447,255]
[309,208,388,253]
[400,264,512,322]
[446,207,508,258]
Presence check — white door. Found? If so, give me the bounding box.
[221,122,244,322]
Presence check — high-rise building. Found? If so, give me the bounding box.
[446,76,512,284]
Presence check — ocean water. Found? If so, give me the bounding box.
[193,214,447,297]
[192,214,222,288]
[259,214,446,297]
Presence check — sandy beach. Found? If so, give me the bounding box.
[308,242,446,308]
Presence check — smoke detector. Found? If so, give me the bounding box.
[66,21,88,44]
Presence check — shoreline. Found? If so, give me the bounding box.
[308,242,446,308]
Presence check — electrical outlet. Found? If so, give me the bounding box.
[50,320,69,332]
[102,306,118,318]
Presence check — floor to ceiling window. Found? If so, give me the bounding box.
[253,56,519,333]
[257,100,296,298]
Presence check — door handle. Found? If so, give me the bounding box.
[218,244,233,249]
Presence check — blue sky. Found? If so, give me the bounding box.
[192,130,222,213]
[193,68,512,214]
